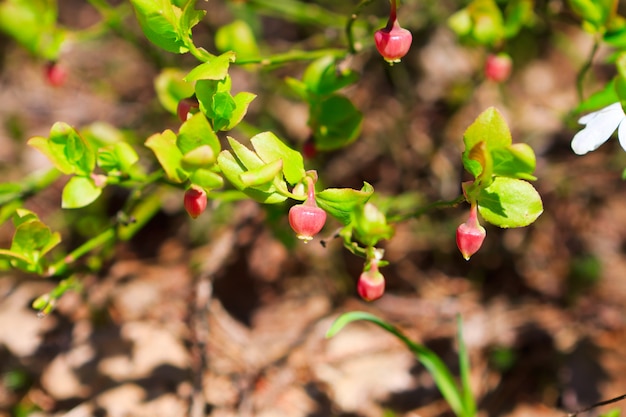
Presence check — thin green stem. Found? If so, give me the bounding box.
[386,194,466,223]
[346,0,375,54]
[47,228,116,277]
[185,40,213,63]
[576,36,600,102]
[0,168,62,206]
[235,48,347,66]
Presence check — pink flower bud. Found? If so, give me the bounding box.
[289,176,326,242]
[184,186,207,219]
[374,20,412,64]
[177,97,199,122]
[44,61,67,87]
[289,203,326,242]
[357,267,385,301]
[456,205,486,260]
[484,53,512,83]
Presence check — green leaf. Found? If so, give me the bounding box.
[0,0,65,59]
[98,142,139,173]
[155,68,195,115]
[194,77,255,131]
[189,168,224,190]
[217,150,287,204]
[477,177,543,228]
[211,91,237,131]
[574,78,619,114]
[130,0,188,53]
[181,145,216,170]
[62,176,103,209]
[145,130,188,183]
[8,211,61,272]
[470,0,505,45]
[224,91,256,130]
[178,112,221,156]
[351,203,395,247]
[303,55,360,96]
[316,182,374,225]
[457,316,476,417]
[503,0,534,38]
[184,51,236,82]
[251,131,305,185]
[239,159,283,187]
[179,0,205,37]
[312,95,363,151]
[226,136,265,170]
[215,20,260,60]
[326,312,467,417]
[491,143,537,180]
[462,107,512,177]
[28,122,95,176]
[285,77,309,101]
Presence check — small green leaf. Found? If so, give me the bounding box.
[215,20,260,60]
[574,79,619,114]
[8,212,61,272]
[98,142,139,173]
[351,203,395,247]
[448,9,472,37]
[28,122,95,176]
[463,107,512,154]
[178,112,221,156]
[285,77,309,101]
[251,131,305,185]
[130,0,188,53]
[503,0,534,38]
[194,77,252,131]
[0,0,65,59]
[462,107,512,177]
[181,145,216,169]
[211,91,237,131]
[179,0,205,37]
[217,150,287,204]
[491,143,537,180]
[477,177,543,228]
[224,91,256,130]
[155,68,195,115]
[316,182,374,225]
[145,130,188,183]
[184,51,236,82]
[226,136,265,170]
[303,55,360,96]
[239,159,283,187]
[62,176,103,209]
[189,168,224,190]
[312,95,363,151]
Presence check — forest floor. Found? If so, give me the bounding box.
[1,1,626,417]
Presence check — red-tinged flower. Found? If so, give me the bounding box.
[374,20,412,64]
[485,53,512,83]
[44,61,67,87]
[456,205,486,260]
[177,96,199,122]
[289,176,326,242]
[357,265,385,302]
[184,186,207,219]
[374,0,411,64]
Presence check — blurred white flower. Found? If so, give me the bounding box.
[571,102,626,155]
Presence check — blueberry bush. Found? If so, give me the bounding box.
[1,0,626,416]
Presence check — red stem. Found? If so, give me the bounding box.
[386,0,398,29]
